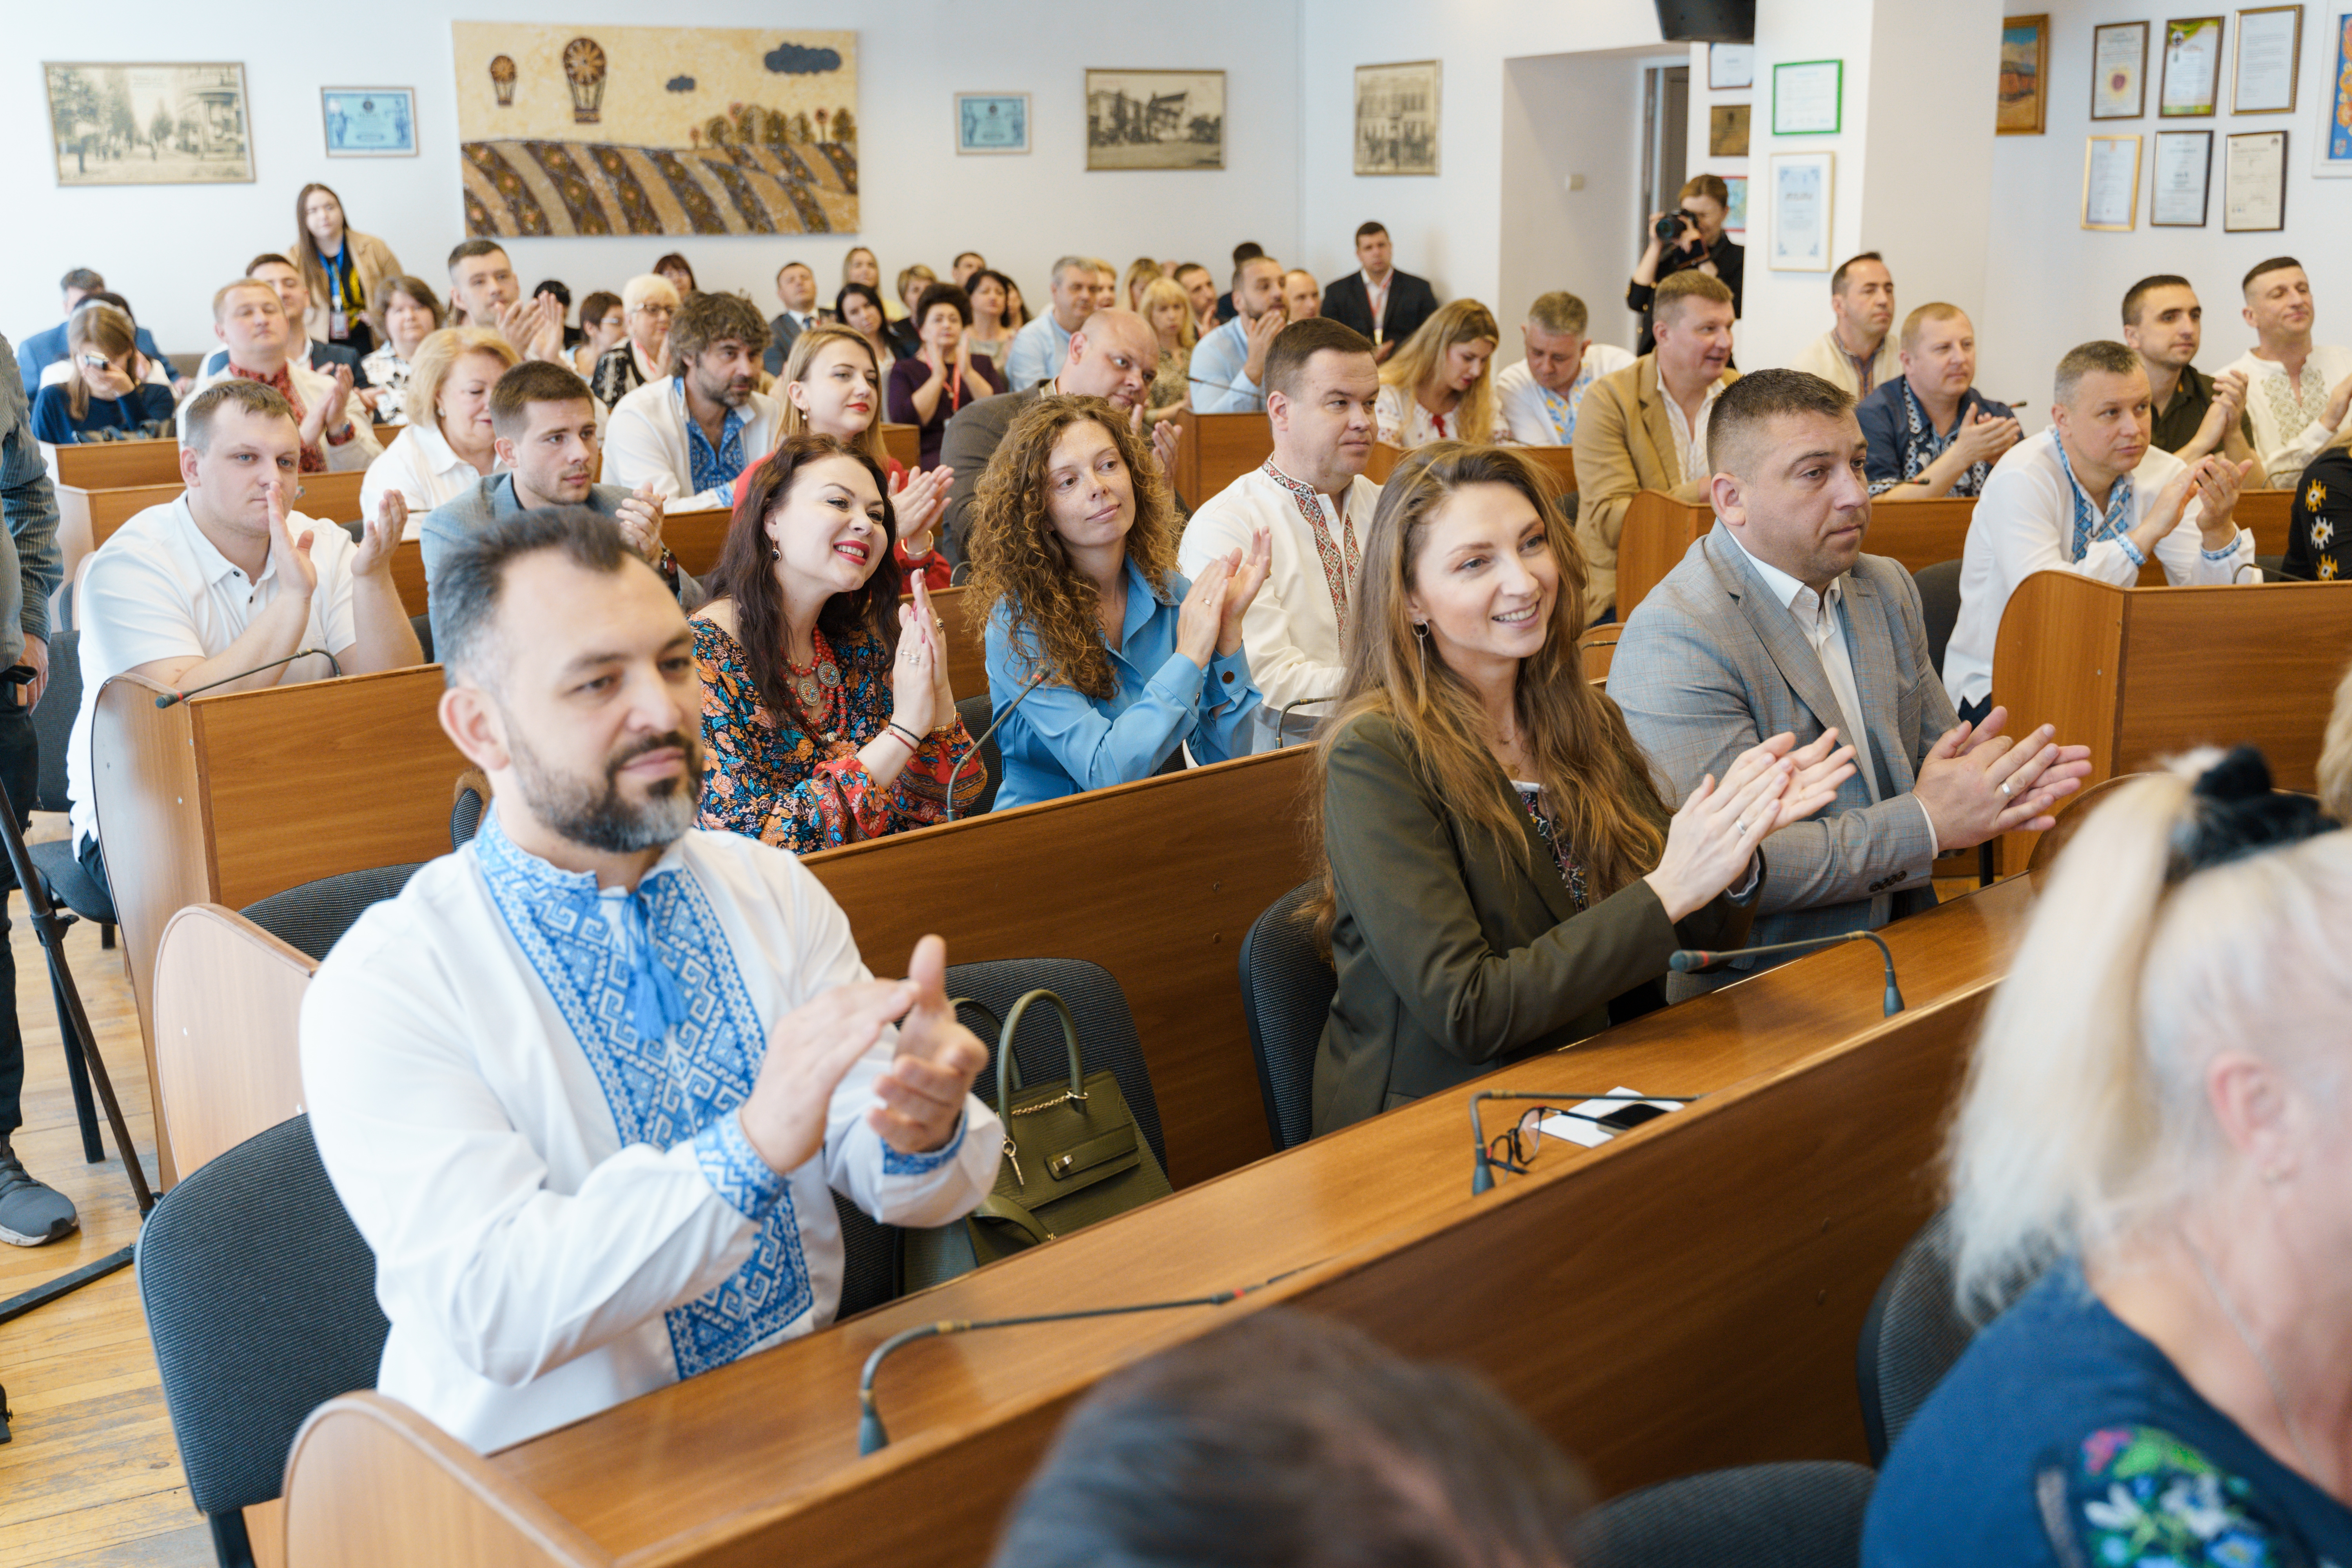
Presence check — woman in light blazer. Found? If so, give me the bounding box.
[292,182,405,357]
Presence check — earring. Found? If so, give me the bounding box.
[770,540,782,559]
[1413,621,1428,679]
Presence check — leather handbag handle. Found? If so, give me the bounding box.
[995,988,1083,1116]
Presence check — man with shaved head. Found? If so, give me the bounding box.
[1609,368,2091,989]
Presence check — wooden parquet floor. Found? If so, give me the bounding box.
[0,812,208,1568]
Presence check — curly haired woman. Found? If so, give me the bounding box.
[692,433,979,851]
[965,395,1272,810]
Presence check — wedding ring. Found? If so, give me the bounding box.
[1998,780,2013,798]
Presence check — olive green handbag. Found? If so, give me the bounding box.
[901,989,1172,1291]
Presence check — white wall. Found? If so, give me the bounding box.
[3,0,1304,358]
[1498,49,1653,360]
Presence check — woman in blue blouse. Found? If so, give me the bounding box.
[965,395,1270,810]
[30,303,175,445]
[1864,748,2352,1568]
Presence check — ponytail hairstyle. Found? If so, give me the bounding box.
[1305,443,1668,950]
[1946,748,2351,1319]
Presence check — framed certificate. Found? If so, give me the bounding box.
[1768,151,1834,270]
[955,93,1030,155]
[2321,9,2352,174]
[1772,59,1843,135]
[1708,44,1755,90]
[2151,129,2214,222]
[320,87,415,158]
[2161,16,2227,114]
[2092,22,2151,118]
[2232,5,2304,110]
[2224,129,2288,227]
[2082,134,2143,229]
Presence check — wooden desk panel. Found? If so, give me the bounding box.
[1191,411,1274,502]
[51,439,180,490]
[664,508,732,578]
[1615,491,1703,620]
[294,470,368,523]
[281,877,2033,1568]
[1367,443,1574,495]
[152,904,317,1178]
[390,542,426,620]
[880,423,919,471]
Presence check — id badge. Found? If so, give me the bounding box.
[330,309,348,338]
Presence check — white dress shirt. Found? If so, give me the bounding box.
[1178,462,1380,720]
[361,421,500,537]
[2222,343,2352,487]
[1374,384,1474,448]
[66,497,359,849]
[1945,429,2252,709]
[603,375,783,511]
[1187,317,1264,414]
[300,811,1002,1452]
[1661,377,1726,483]
[1495,346,1636,446]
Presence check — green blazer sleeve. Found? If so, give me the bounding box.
[1312,714,1751,1132]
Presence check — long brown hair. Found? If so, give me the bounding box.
[709,434,904,733]
[1379,300,1501,443]
[292,182,349,317]
[779,323,888,465]
[964,396,1179,701]
[1308,443,1669,942]
[65,304,138,421]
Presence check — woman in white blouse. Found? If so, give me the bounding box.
[358,278,444,427]
[360,327,520,535]
[1375,300,1501,450]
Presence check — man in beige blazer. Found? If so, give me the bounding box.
[1572,269,1739,622]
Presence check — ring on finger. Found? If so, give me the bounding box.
[1998,780,2013,798]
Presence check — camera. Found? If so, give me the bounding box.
[1653,209,1699,243]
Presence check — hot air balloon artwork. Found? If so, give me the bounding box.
[488,54,517,107]
[561,36,605,123]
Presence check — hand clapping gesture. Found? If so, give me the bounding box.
[614,481,668,565]
[264,479,322,598]
[887,585,942,738]
[1215,524,1272,659]
[1952,406,2022,467]
[1643,732,1855,921]
[889,465,953,553]
[352,490,405,576]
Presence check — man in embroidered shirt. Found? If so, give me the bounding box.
[194,254,369,394]
[193,279,380,475]
[302,506,1000,1452]
[1003,257,1097,390]
[1789,253,1901,401]
[1495,291,1635,450]
[1612,370,2089,990]
[604,292,783,511]
[1178,319,1380,748]
[1190,256,1290,414]
[1947,340,2256,721]
[1855,304,2021,499]
[2121,274,2256,464]
[2221,258,2352,487]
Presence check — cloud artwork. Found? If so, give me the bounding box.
[764,43,842,76]
[665,75,695,93]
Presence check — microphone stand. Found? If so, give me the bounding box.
[1270,694,1343,750]
[1467,1091,1699,1196]
[1668,929,1904,1018]
[154,648,342,708]
[943,670,1048,822]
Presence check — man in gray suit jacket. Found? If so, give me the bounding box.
[1610,370,2090,986]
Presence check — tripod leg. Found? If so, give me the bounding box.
[49,957,103,1164]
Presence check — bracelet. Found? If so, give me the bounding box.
[888,722,924,750]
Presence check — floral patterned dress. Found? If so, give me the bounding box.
[693,617,981,853]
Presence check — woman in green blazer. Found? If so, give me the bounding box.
[1307,444,1855,1134]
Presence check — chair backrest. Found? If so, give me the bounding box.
[946,957,1167,1172]
[238,862,426,963]
[1911,559,1964,678]
[138,1113,390,1521]
[1857,1208,1978,1466]
[452,786,486,848]
[953,691,1001,818]
[1238,880,1335,1151]
[33,628,82,815]
[409,612,434,665]
[1575,1461,1876,1568]
[2025,771,2146,875]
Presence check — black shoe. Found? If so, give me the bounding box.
[0,1150,78,1246]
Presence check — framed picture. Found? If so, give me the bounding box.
[42,61,253,185]
[1771,59,1842,134]
[2233,5,2304,110]
[955,92,1029,154]
[2225,128,2289,226]
[1709,44,1755,89]
[2092,22,2150,118]
[1086,69,1224,171]
[2320,9,2352,174]
[2082,134,2143,229]
[1722,174,1749,235]
[321,87,416,156]
[2151,128,2214,222]
[1709,102,1751,157]
[1768,151,1834,270]
[2160,16,2227,114]
[1353,61,1440,176]
[1999,16,2051,134]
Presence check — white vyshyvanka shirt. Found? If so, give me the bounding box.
[301,810,1003,1452]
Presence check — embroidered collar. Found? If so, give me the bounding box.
[1261,460,1361,636]
[2053,436,2136,564]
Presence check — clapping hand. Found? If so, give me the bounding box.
[1644,734,1848,921]
[888,590,942,737]
[2186,454,2254,537]
[870,936,989,1155]
[615,482,667,564]
[1214,524,1272,658]
[1174,553,1231,668]
[352,490,405,575]
[1916,709,2093,844]
[265,480,322,597]
[889,465,952,550]
[1952,407,2022,466]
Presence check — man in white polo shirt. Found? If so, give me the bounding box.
[65,380,421,893]
[1179,318,1381,748]
[1945,340,2254,723]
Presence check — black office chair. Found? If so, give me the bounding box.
[1911,560,1964,677]
[947,958,1167,1173]
[409,612,434,664]
[138,1114,388,1568]
[451,777,488,848]
[953,692,1001,818]
[238,863,426,964]
[22,629,115,1162]
[1575,1461,1876,1568]
[1238,880,1334,1151]
[1857,1207,1979,1466]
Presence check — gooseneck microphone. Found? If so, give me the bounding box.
[857,1266,1312,1454]
[942,669,1050,822]
[1272,693,1344,749]
[1669,929,1904,1018]
[1467,1090,1701,1195]
[154,648,343,708]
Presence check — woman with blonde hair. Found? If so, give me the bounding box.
[1123,257,1164,314]
[1140,275,1197,426]
[358,276,443,425]
[1307,443,1853,1133]
[292,181,405,357]
[359,326,519,532]
[968,395,1273,809]
[28,304,174,444]
[591,274,679,410]
[1864,748,2352,1565]
[1374,302,1501,449]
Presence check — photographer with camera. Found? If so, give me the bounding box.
[1627,175,1743,356]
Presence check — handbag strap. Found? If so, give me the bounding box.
[996,989,1085,1119]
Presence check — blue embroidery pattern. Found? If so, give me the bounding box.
[473,816,815,1379]
[2053,437,2143,566]
[675,379,749,498]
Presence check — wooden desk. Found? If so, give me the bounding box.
[389,542,427,621]
[1991,571,2352,868]
[282,875,2034,1568]
[664,507,733,578]
[880,423,918,470]
[89,666,459,1185]
[1170,410,1274,505]
[1366,443,1575,496]
[50,438,179,490]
